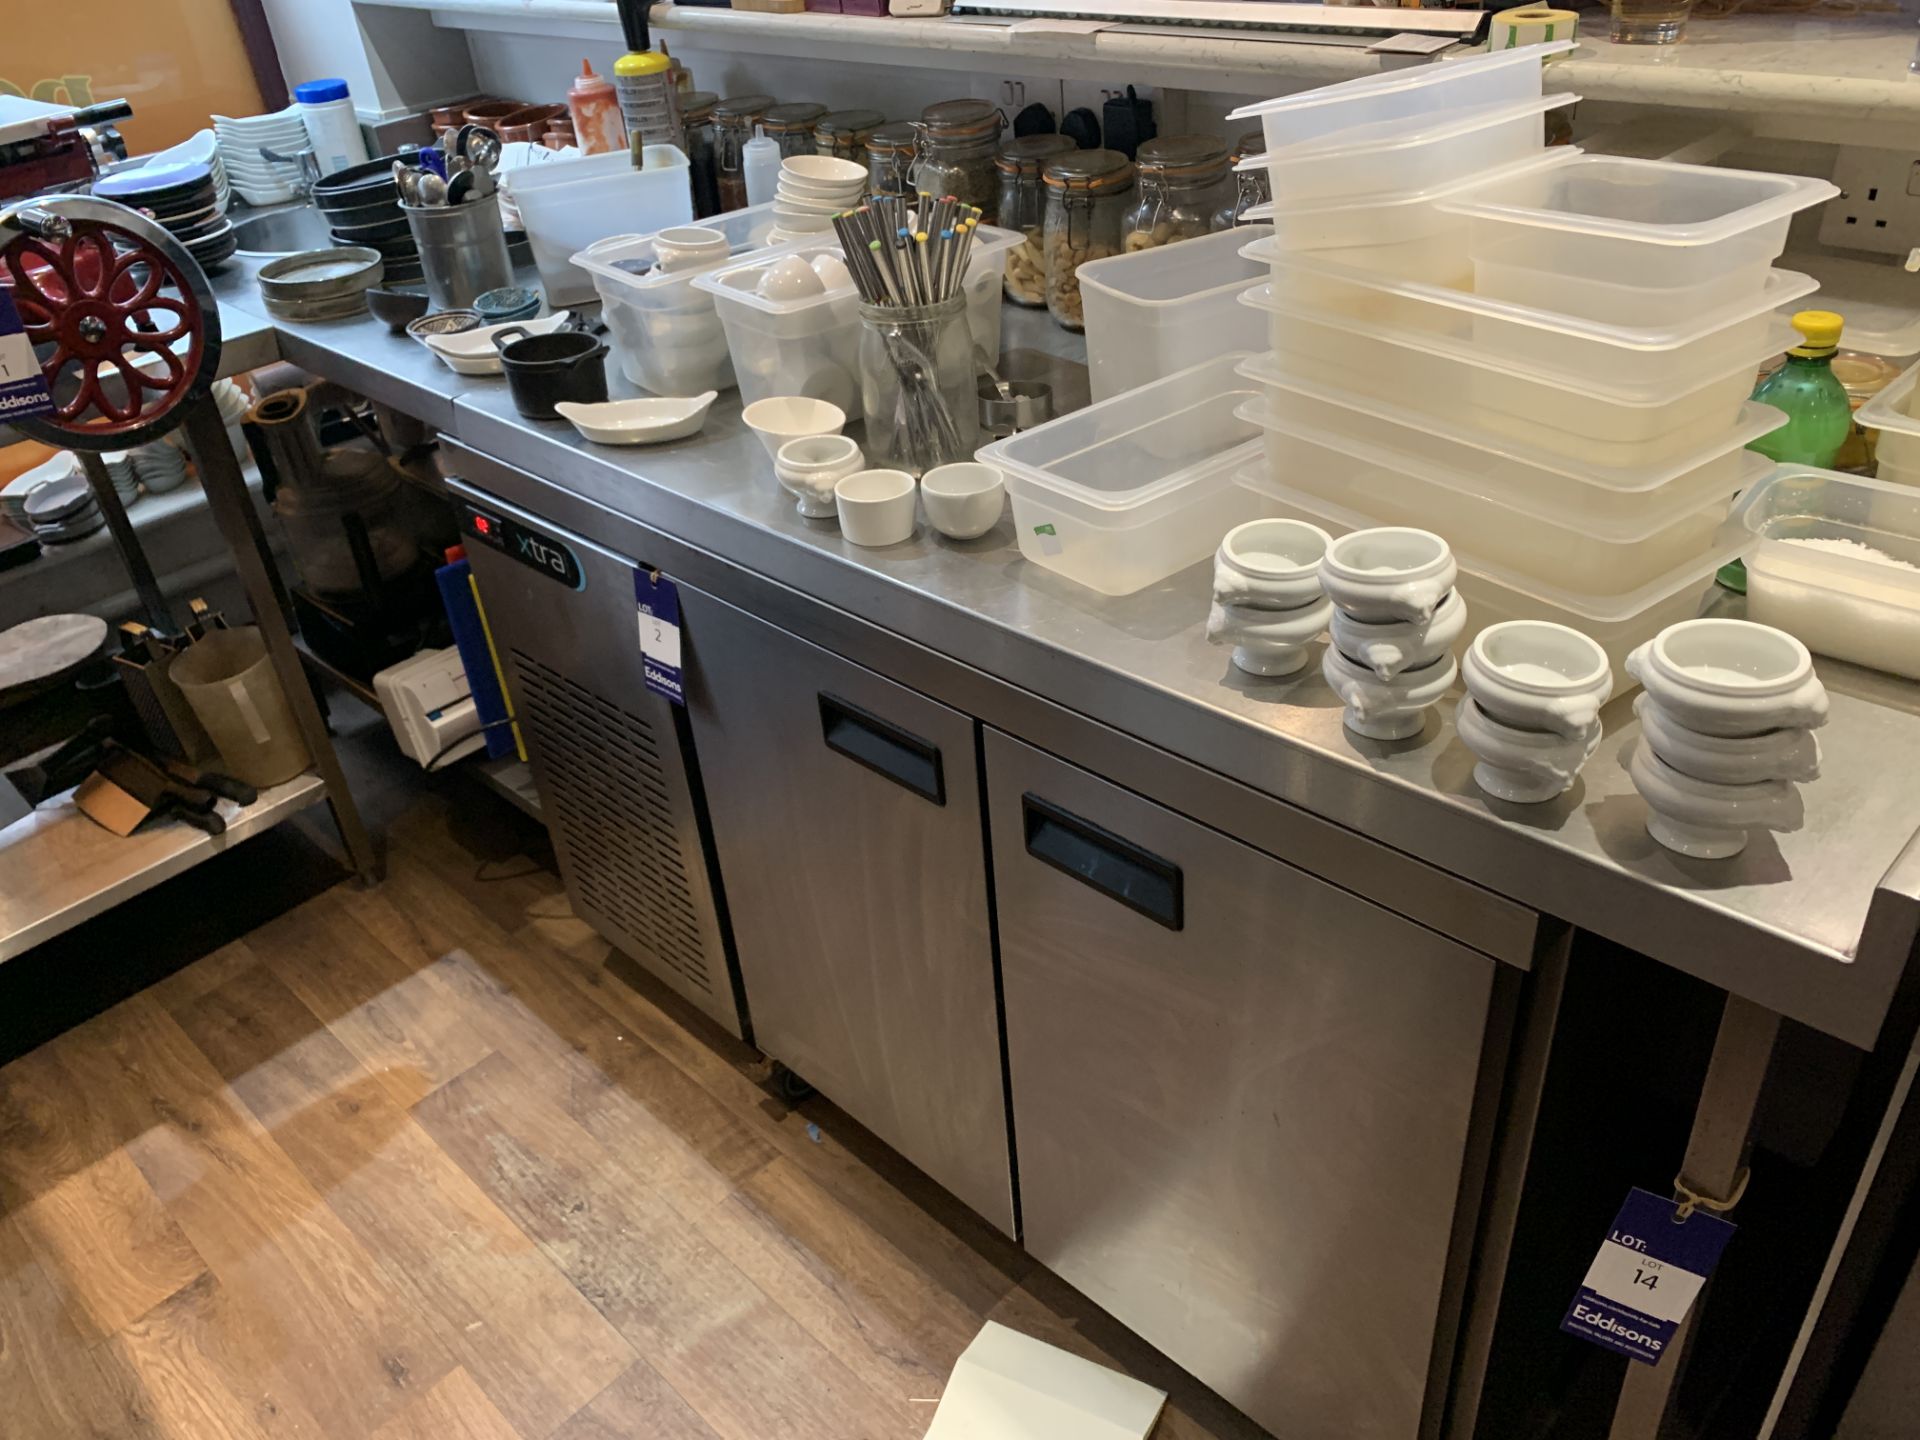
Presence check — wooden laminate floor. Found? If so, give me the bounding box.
[0,774,1269,1440]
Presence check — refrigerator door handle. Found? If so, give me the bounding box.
[817,692,947,805]
[1022,791,1183,931]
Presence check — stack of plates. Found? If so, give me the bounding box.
[257,246,386,321]
[1,452,77,526]
[772,155,867,238]
[131,438,190,495]
[21,473,104,545]
[313,154,422,287]
[93,160,237,272]
[214,107,311,206]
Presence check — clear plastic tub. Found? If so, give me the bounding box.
[1730,467,1920,679]
[975,353,1271,596]
[509,145,696,307]
[1227,41,1573,156]
[1240,464,1739,684]
[1245,93,1577,208]
[1076,227,1270,403]
[1435,154,1836,321]
[1241,282,1793,468]
[693,226,1018,417]
[1248,238,1819,390]
[571,204,779,395]
[1858,357,1920,441]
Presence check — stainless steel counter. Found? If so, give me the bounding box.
[211,271,1920,1050]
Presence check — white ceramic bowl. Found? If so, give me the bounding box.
[424,311,571,375]
[1320,526,1458,624]
[774,188,858,216]
[835,468,917,547]
[555,393,717,445]
[1462,620,1613,740]
[781,154,869,188]
[1628,739,1804,860]
[1625,618,1828,738]
[776,434,865,517]
[756,253,827,302]
[769,206,835,232]
[1322,645,1458,741]
[1209,595,1333,677]
[1456,696,1602,804]
[1213,517,1331,611]
[742,396,847,460]
[920,462,1006,540]
[1329,587,1467,682]
[652,225,732,272]
[1633,694,1822,786]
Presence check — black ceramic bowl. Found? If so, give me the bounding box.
[313,153,412,212]
[367,287,431,332]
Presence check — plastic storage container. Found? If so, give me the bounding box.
[693,226,1019,416]
[1248,93,1576,208]
[1251,239,1820,392]
[1241,281,1794,468]
[509,145,695,306]
[1241,464,1741,683]
[975,353,1270,596]
[1436,154,1837,324]
[1731,467,1920,679]
[571,204,779,395]
[1078,227,1270,402]
[1857,359,1920,486]
[170,628,314,787]
[1228,40,1573,155]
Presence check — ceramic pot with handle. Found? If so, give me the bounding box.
[493,326,610,419]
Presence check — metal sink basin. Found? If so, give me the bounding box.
[231,205,337,258]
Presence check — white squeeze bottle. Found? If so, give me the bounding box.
[743,125,781,208]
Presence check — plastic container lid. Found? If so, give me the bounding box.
[996,134,1077,176]
[1239,93,1578,172]
[1044,148,1133,194]
[1242,146,1574,225]
[1228,41,1575,122]
[294,79,351,105]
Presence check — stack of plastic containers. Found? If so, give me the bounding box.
[1227,46,1837,678]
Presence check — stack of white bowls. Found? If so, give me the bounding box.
[1624,618,1827,859]
[214,107,310,205]
[772,155,867,242]
[132,438,191,495]
[1317,527,1463,741]
[1222,43,1839,683]
[1207,518,1333,678]
[1458,621,1614,804]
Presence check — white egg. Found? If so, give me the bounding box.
[809,253,852,290]
[756,254,827,302]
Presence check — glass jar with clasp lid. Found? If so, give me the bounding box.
[1123,135,1231,253]
[1213,128,1269,232]
[1042,148,1133,332]
[761,102,827,160]
[815,109,886,164]
[912,99,1006,221]
[866,121,918,200]
[714,93,774,212]
[996,134,1075,307]
[681,91,721,218]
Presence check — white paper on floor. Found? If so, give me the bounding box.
[922,1321,1168,1440]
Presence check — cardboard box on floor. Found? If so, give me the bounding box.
[924,1322,1168,1439]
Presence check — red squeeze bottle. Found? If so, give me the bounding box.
[568,58,627,156]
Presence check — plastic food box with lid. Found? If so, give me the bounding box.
[572,204,778,396]
[1227,40,1573,155]
[507,145,696,306]
[975,353,1271,596]
[1857,358,1920,486]
[693,226,1018,417]
[1241,281,1793,468]
[1076,227,1270,403]
[1433,154,1836,325]
[1730,467,1920,680]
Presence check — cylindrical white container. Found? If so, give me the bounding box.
[294,79,370,177]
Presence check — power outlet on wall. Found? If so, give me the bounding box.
[1817,146,1920,258]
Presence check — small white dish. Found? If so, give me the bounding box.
[1462,620,1613,740]
[652,225,730,272]
[1329,587,1467,682]
[757,253,828,302]
[1213,518,1330,611]
[836,469,917,547]
[555,392,717,445]
[1633,694,1822,786]
[742,395,846,460]
[768,210,835,235]
[781,154,868,188]
[1320,527,1457,624]
[1628,740,1803,860]
[1209,595,1332,677]
[1322,645,1457,741]
[920,462,1005,540]
[1456,696,1602,805]
[424,311,571,375]
[1625,618,1828,738]
[776,434,865,518]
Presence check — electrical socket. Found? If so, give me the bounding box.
[1817,146,1920,259]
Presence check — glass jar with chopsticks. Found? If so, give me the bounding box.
[834,198,983,475]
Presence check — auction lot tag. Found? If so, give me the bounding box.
[0,288,55,421]
[634,569,684,706]
[1561,1187,1736,1365]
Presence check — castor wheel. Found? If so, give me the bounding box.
[771,1062,815,1104]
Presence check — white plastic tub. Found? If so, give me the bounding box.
[1435,154,1836,322]
[1228,41,1573,155]
[1240,464,1740,684]
[572,205,778,395]
[1249,237,1819,391]
[1247,93,1576,207]
[693,226,1018,417]
[1076,227,1270,403]
[975,354,1271,596]
[509,145,697,307]
[1731,467,1920,679]
[1242,282,1792,468]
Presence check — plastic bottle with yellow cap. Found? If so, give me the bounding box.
[1748,309,1852,470]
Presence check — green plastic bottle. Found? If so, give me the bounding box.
[1720,310,1853,592]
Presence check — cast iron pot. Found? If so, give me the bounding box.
[493,326,609,420]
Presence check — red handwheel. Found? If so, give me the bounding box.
[1,197,222,451]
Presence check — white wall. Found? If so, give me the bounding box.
[259,0,477,121]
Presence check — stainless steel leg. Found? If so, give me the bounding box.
[1608,994,1781,1440]
[180,397,381,883]
[76,448,173,631]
